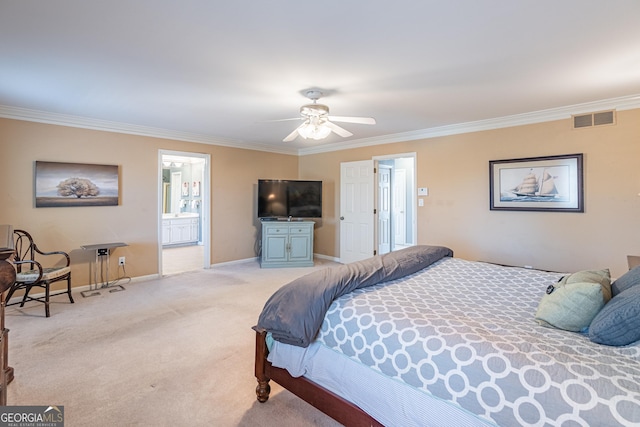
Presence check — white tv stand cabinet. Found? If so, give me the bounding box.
[260,219,314,268]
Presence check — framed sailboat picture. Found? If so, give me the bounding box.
[490,154,583,212]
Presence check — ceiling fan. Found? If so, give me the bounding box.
[277,90,376,142]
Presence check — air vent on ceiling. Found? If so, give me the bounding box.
[572,110,615,129]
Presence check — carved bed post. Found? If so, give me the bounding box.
[254,331,271,402]
[252,329,383,426]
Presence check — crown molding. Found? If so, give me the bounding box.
[2,94,639,157]
[297,94,640,155]
[0,105,298,155]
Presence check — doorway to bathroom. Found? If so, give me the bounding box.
[158,150,211,275]
[374,154,416,256]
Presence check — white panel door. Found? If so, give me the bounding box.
[378,165,391,255]
[393,168,407,246]
[340,160,374,264]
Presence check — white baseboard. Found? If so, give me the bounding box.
[210,254,341,267]
[314,253,340,263]
[209,257,259,268]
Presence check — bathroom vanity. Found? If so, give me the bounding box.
[162,213,200,246]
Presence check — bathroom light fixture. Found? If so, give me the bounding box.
[163,161,185,167]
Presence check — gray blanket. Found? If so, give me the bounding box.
[253,245,453,347]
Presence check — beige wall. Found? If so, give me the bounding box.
[2,108,639,291]
[0,118,298,288]
[301,108,640,277]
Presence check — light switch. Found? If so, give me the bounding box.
[418,198,424,207]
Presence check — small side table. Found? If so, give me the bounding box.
[80,242,128,297]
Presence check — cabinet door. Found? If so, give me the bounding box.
[162,222,172,245]
[172,221,191,243]
[190,219,199,242]
[288,234,311,262]
[264,234,288,262]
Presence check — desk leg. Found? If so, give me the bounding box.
[105,250,110,288]
[95,250,99,290]
[81,250,101,298]
[0,291,13,406]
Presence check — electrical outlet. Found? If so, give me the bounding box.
[118,256,126,266]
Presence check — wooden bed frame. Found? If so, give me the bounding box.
[254,331,383,427]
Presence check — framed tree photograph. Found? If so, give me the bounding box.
[35,161,120,207]
[489,153,583,212]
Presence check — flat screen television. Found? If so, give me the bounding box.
[258,179,322,219]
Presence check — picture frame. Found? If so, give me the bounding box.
[489,153,583,212]
[35,161,119,208]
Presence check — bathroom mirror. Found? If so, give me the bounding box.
[162,156,205,217]
[161,170,184,214]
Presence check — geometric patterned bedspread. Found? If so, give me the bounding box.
[316,257,640,426]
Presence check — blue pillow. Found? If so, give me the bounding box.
[589,284,640,346]
[611,265,640,296]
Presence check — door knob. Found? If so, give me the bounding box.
[340,216,344,220]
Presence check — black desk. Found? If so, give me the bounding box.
[80,242,128,297]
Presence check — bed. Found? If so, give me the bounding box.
[253,246,640,426]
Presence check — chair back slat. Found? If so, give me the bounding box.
[12,230,37,273]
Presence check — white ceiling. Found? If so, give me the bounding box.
[1,1,640,155]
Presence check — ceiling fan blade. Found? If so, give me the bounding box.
[259,117,303,123]
[325,120,353,138]
[327,115,376,125]
[283,122,306,142]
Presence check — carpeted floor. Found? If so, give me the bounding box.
[5,258,342,427]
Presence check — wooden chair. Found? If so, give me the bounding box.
[5,229,74,317]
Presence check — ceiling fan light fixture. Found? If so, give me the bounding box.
[278,89,376,142]
[297,121,332,140]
